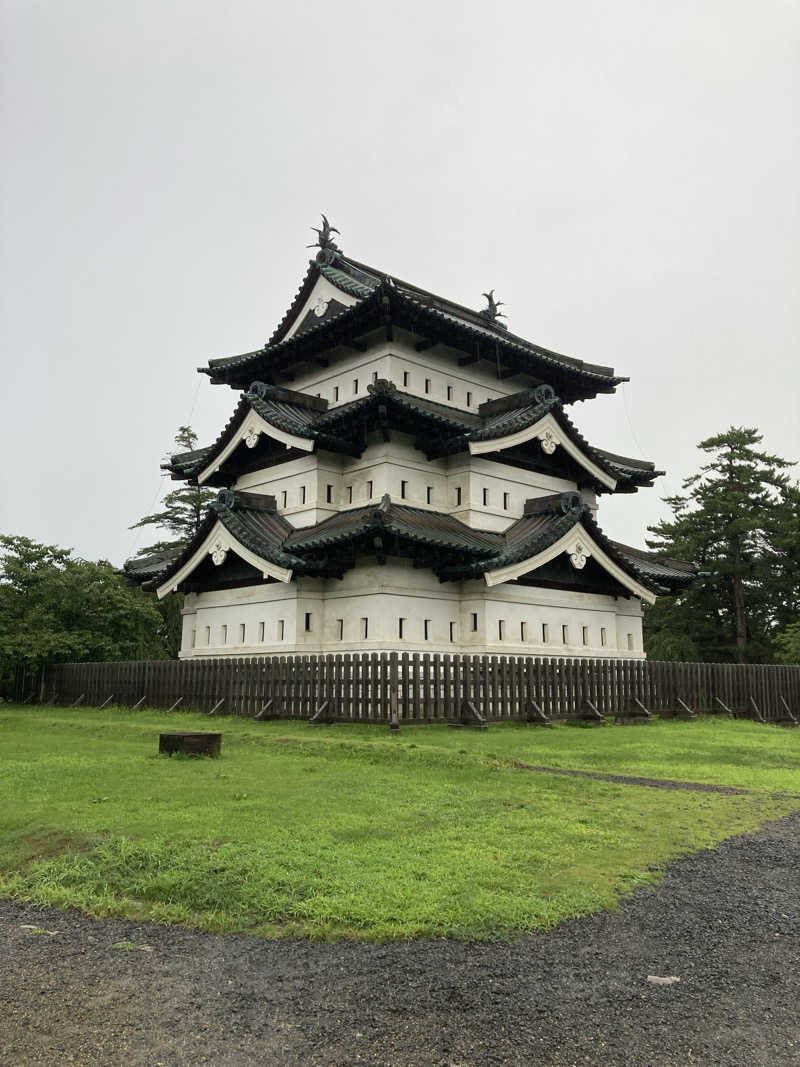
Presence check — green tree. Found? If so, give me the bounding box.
[0,535,167,697]
[774,621,800,665]
[644,427,798,663]
[127,426,216,657]
[128,426,215,556]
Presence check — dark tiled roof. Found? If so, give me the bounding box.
[199,252,626,402]
[285,495,502,557]
[166,381,657,493]
[123,547,184,581]
[143,491,301,591]
[132,487,694,597]
[612,541,696,586]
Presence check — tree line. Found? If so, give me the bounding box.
[1,425,797,695]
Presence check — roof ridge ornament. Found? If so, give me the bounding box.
[308,214,341,266]
[216,488,238,510]
[480,289,508,330]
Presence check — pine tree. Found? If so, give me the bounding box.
[129,426,215,557]
[644,427,798,664]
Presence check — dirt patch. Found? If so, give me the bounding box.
[512,761,756,793]
[2,812,799,1066]
[6,829,102,870]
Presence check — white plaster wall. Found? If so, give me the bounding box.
[234,434,584,530]
[288,333,534,411]
[179,561,644,660]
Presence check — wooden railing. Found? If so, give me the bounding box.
[34,654,800,725]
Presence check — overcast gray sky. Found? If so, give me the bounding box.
[2,1,798,565]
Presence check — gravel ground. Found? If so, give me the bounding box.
[1,812,798,1067]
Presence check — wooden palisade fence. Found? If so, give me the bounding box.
[30,654,800,725]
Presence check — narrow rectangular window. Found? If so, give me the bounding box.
[258,621,265,642]
[239,623,246,644]
[582,625,589,646]
[205,625,211,645]
[503,492,510,510]
[316,393,321,398]
[455,486,462,506]
[401,480,408,499]
[403,371,410,387]
[466,391,472,407]
[471,612,478,632]
[360,617,369,640]
[446,384,453,401]
[424,378,431,394]
[520,621,527,642]
[426,486,433,504]
[278,619,285,641]
[191,628,197,649]
[372,370,379,383]
[221,624,228,644]
[366,480,373,499]
[353,378,359,394]
[627,632,634,650]
[482,487,489,506]
[305,612,312,632]
[336,618,344,640]
[424,619,431,640]
[300,485,306,504]
[326,484,334,503]
[562,624,569,645]
[281,490,287,508]
[398,618,405,639]
[601,627,607,647]
[542,623,549,644]
[498,620,505,641]
[333,385,339,401]
[449,621,456,642]
[346,485,353,503]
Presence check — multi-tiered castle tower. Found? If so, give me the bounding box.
[135,219,693,659]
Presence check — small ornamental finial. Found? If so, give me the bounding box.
[480,289,506,323]
[307,214,340,252]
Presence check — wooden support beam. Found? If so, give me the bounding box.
[567,698,606,727]
[748,696,766,723]
[714,696,734,716]
[133,695,147,709]
[99,695,115,709]
[167,696,184,712]
[778,696,798,726]
[449,699,488,729]
[309,699,334,725]
[616,697,652,725]
[207,699,224,717]
[676,697,697,720]
[525,700,552,726]
[70,693,85,708]
[254,699,274,721]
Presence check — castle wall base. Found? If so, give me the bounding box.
[180,560,644,660]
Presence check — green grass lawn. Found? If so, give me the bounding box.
[1,706,798,940]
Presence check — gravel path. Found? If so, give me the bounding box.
[2,813,798,1066]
